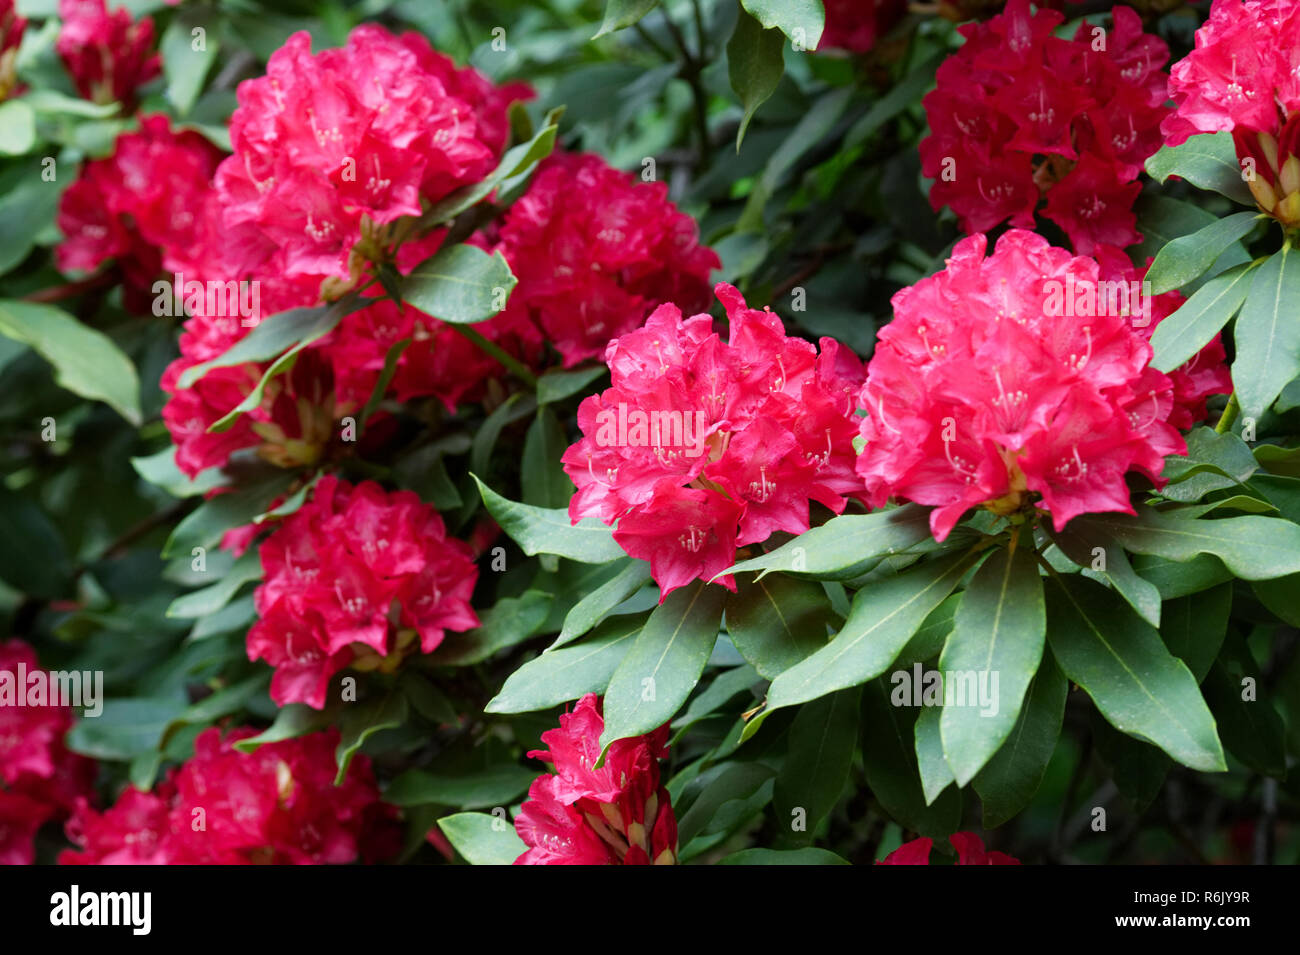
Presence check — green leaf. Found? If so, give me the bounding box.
[1233,244,1300,420]
[740,0,823,47]
[1045,576,1225,772]
[357,336,410,430]
[722,504,931,581]
[233,704,331,753]
[0,484,71,598]
[431,590,553,666]
[1203,636,1286,776]
[747,552,975,740]
[727,8,785,150]
[593,0,660,38]
[1145,212,1261,296]
[335,692,409,784]
[385,766,536,810]
[860,676,962,838]
[472,475,625,563]
[973,652,1068,827]
[162,471,296,558]
[420,123,558,225]
[536,365,606,405]
[521,408,572,509]
[161,9,220,116]
[554,559,652,650]
[725,573,832,680]
[671,663,759,741]
[599,580,726,753]
[720,847,849,865]
[486,615,644,714]
[773,686,860,844]
[0,158,65,273]
[1160,427,1258,502]
[0,300,141,424]
[1145,130,1254,205]
[1161,583,1231,682]
[178,299,366,388]
[165,549,262,618]
[131,447,226,498]
[1075,507,1300,581]
[677,762,776,849]
[1129,552,1233,600]
[895,594,962,666]
[1049,522,1161,627]
[399,245,517,324]
[66,697,188,761]
[437,812,527,865]
[0,99,36,155]
[913,705,954,805]
[1150,261,1259,372]
[939,545,1046,786]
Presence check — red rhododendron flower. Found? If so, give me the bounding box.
[562,283,864,597]
[1095,246,1233,430]
[489,151,720,368]
[56,114,223,312]
[0,0,26,101]
[819,0,906,53]
[0,641,97,865]
[60,727,398,864]
[879,832,1021,864]
[1164,0,1300,225]
[855,229,1185,541]
[210,24,528,301]
[56,0,160,107]
[247,475,479,708]
[920,0,1170,254]
[514,694,677,865]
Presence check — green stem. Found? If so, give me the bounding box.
[633,22,674,61]
[1215,392,1240,435]
[449,323,539,389]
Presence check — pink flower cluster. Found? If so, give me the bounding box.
[248,475,480,709]
[60,727,398,864]
[879,831,1021,865]
[514,694,677,865]
[58,114,223,312]
[855,230,1185,541]
[0,0,27,101]
[920,0,1170,254]
[56,0,159,107]
[206,25,528,300]
[1163,0,1300,225]
[562,283,865,597]
[819,0,906,54]
[488,152,720,369]
[0,641,97,865]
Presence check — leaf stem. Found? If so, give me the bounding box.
[1214,392,1239,434]
[448,323,539,389]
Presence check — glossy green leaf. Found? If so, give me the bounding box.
[599,580,726,753]
[521,408,572,509]
[747,552,975,740]
[773,686,860,844]
[728,8,785,150]
[0,300,140,424]
[437,812,526,865]
[1145,130,1254,205]
[554,559,652,650]
[725,572,832,679]
[913,705,954,805]
[973,652,1068,827]
[939,545,1046,786]
[400,245,517,324]
[386,766,536,810]
[1149,260,1258,373]
[486,615,644,714]
[1234,244,1300,420]
[593,0,659,38]
[1145,211,1261,295]
[1045,576,1225,772]
[335,692,408,784]
[473,475,625,563]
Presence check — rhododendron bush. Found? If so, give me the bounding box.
[2,0,1300,875]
